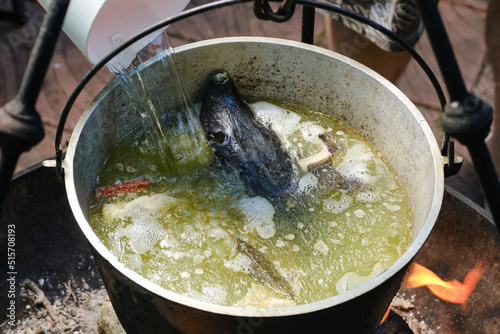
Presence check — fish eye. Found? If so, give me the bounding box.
[214,73,229,85]
[210,131,227,144]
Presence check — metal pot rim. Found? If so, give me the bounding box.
[64,36,444,317]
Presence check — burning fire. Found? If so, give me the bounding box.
[405,258,487,311]
[380,304,392,324]
[380,257,488,325]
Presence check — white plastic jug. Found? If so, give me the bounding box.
[37,0,190,66]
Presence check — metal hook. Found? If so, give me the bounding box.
[443,139,464,178]
[254,0,296,22]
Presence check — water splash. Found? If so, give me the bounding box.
[107,29,212,175]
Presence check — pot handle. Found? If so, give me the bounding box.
[54,0,459,179]
[442,138,464,178]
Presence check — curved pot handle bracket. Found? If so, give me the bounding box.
[442,139,464,178]
[254,0,295,22]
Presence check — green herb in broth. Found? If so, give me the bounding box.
[89,100,411,307]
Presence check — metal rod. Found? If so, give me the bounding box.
[415,0,468,102]
[298,0,447,109]
[301,3,315,44]
[18,0,69,108]
[416,0,500,229]
[467,141,500,233]
[0,0,69,209]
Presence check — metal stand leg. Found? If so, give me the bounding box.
[301,5,315,44]
[416,0,500,232]
[0,0,69,212]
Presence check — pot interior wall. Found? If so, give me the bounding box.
[69,37,443,247]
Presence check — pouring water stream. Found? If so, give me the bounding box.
[35,0,207,175]
[107,29,212,175]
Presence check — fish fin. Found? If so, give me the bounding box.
[235,237,294,297]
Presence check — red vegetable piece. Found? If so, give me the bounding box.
[97,178,149,197]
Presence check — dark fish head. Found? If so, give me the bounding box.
[200,72,296,197]
[200,72,256,166]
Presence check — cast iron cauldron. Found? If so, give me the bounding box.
[63,37,444,333]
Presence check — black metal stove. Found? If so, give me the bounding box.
[2,164,498,333]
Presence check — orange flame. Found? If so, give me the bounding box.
[380,303,392,324]
[405,258,487,311]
